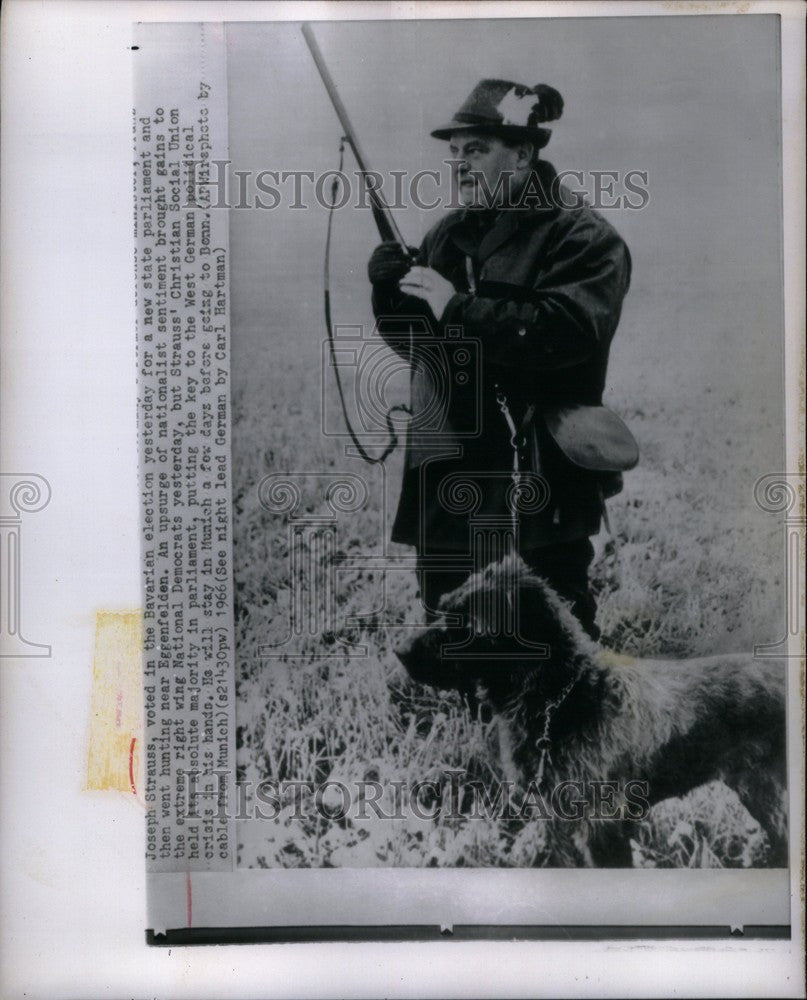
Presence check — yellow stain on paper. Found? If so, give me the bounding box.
[597,647,637,670]
[86,611,142,794]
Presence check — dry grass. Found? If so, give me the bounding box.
[231,281,784,868]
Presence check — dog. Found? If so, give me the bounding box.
[395,554,788,867]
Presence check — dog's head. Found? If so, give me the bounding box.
[395,553,588,710]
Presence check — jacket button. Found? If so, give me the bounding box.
[518,326,526,337]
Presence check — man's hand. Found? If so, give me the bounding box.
[398,266,456,320]
[368,242,417,285]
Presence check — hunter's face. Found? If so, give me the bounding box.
[449,131,532,208]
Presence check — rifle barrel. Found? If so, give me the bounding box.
[302,23,409,249]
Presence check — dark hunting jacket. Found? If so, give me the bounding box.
[372,161,632,554]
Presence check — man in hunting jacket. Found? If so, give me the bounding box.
[368,79,633,639]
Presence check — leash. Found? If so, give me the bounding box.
[495,380,580,784]
[323,138,411,464]
[465,247,523,550]
[494,385,540,553]
[496,387,595,786]
[494,385,521,547]
[534,675,577,790]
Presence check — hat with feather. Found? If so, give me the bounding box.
[430,79,563,149]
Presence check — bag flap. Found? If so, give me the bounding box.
[544,405,639,472]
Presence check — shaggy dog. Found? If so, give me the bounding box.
[395,554,788,867]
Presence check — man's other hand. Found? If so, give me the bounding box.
[398,266,456,320]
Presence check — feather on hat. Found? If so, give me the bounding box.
[431,79,563,148]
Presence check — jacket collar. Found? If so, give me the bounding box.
[443,209,520,260]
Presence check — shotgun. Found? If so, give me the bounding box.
[301,23,411,251]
